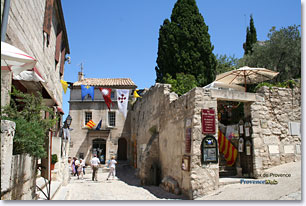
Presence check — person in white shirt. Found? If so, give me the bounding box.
[106,156,117,180]
[90,154,100,181]
[78,159,85,179]
[74,158,80,179]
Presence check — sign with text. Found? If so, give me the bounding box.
[201,109,216,134]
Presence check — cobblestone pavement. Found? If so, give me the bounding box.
[59,163,187,200]
[196,161,302,200]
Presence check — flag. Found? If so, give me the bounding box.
[133,89,142,99]
[86,120,96,129]
[96,120,102,130]
[81,85,94,101]
[116,89,130,118]
[61,80,68,94]
[218,130,238,166]
[99,88,114,110]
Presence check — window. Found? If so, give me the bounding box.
[85,112,92,125]
[111,91,115,99]
[108,112,116,127]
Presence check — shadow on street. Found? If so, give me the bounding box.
[115,161,188,200]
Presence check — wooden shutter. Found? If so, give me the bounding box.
[55,31,63,63]
[60,47,66,76]
[43,0,54,36]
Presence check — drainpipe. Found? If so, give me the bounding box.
[1,0,11,41]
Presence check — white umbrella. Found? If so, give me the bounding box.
[204,81,245,91]
[215,66,279,91]
[1,41,37,75]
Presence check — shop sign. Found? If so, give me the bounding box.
[201,109,216,134]
[202,135,218,164]
[185,128,192,153]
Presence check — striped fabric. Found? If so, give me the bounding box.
[86,120,96,129]
[218,130,238,166]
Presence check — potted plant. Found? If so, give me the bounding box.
[51,154,58,170]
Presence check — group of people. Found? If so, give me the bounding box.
[69,155,117,181]
[70,157,86,179]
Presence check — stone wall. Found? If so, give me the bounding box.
[6,0,66,104]
[1,120,38,200]
[131,84,219,199]
[251,86,301,176]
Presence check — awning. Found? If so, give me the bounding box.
[13,67,45,82]
[1,41,37,75]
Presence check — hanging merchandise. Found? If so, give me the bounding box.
[238,120,244,136]
[218,130,238,166]
[245,140,252,156]
[99,88,114,110]
[238,137,244,152]
[61,80,68,94]
[81,85,94,101]
[244,121,251,137]
[116,89,130,118]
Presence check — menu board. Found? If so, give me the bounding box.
[201,109,216,134]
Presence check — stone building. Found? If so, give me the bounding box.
[1,0,70,200]
[68,73,137,165]
[130,83,301,199]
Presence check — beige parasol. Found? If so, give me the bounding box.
[215,66,279,91]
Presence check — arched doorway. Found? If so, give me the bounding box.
[117,138,127,160]
[92,139,106,164]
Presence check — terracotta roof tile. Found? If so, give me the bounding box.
[73,78,137,88]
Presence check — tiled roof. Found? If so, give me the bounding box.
[73,78,137,88]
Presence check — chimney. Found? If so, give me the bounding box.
[78,72,84,81]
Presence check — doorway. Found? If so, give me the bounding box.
[117,138,127,160]
[92,139,106,164]
[218,100,253,177]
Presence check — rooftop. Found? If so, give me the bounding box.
[73,78,137,89]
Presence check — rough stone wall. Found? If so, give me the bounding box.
[251,86,301,176]
[131,84,219,199]
[1,120,37,200]
[6,0,65,105]
[189,88,219,199]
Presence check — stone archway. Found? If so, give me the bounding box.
[117,138,127,160]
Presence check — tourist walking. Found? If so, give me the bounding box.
[71,157,76,176]
[107,156,117,180]
[91,154,100,181]
[78,159,85,179]
[75,158,80,178]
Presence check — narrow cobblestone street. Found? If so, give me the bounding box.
[54,162,187,200]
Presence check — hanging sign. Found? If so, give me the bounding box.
[238,137,244,152]
[246,140,252,156]
[201,109,216,134]
[244,121,251,137]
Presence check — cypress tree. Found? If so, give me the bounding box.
[155,0,217,87]
[244,15,257,55]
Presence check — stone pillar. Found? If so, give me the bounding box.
[1,120,16,194]
[1,69,12,107]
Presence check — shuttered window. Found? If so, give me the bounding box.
[59,47,66,76]
[43,0,54,36]
[55,30,63,64]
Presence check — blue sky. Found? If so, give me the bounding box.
[61,0,301,118]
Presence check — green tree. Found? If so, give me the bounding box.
[216,54,239,75]
[1,87,57,158]
[243,15,257,55]
[163,73,198,96]
[240,25,301,82]
[155,0,217,87]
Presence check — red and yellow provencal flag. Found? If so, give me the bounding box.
[86,120,96,129]
[218,130,238,166]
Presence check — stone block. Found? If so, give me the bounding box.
[260,120,268,128]
[268,145,279,154]
[263,136,279,145]
[284,145,295,154]
[1,120,16,193]
[254,157,263,169]
[253,138,263,149]
[296,145,301,154]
